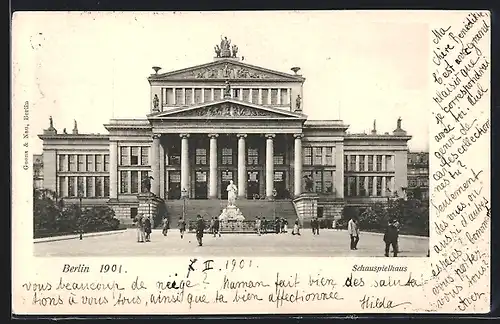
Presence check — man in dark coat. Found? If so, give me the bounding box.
[196,214,205,246]
[178,217,186,239]
[315,217,320,235]
[311,218,317,235]
[213,216,221,237]
[384,218,399,257]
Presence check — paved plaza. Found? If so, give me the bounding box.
[34,229,429,257]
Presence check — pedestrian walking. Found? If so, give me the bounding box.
[384,218,399,257]
[135,214,145,243]
[283,217,288,233]
[210,217,215,236]
[144,216,152,242]
[292,218,301,236]
[162,217,169,236]
[274,216,280,234]
[311,218,317,235]
[348,216,360,250]
[315,217,320,235]
[255,216,261,236]
[213,216,221,237]
[262,217,267,235]
[195,214,205,246]
[178,217,186,239]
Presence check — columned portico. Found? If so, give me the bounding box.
[151,134,161,196]
[265,133,275,199]
[237,134,247,199]
[294,133,303,196]
[180,134,190,195]
[109,140,118,199]
[208,133,218,199]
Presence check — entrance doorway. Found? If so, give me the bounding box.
[274,171,287,199]
[220,170,234,200]
[168,171,181,199]
[194,171,208,199]
[247,171,260,199]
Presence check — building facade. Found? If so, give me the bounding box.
[38,39,411,225]
[407,152,429,201]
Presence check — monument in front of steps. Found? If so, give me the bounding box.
[218,180,251,232]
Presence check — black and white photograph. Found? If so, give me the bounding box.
[28,12,431,258]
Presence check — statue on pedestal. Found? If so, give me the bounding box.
[227,180,237,207]
[214,45,221,57]
[220,36,231,57]
[153,94,159,111]
[224,80,231,98]
[296,95,302,111]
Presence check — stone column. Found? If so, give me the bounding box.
[237,134,247,199]
[151,134,161,196]
[208,134,218,199]
[180,134,190,195]
[258,88,263,105]
[356,176,360,196]
[249,89,253,103]
[109,141,118,199]
[277,89,281,105]
[373,176,378,196]
[373,154,378,171]
[294,133,303,196]
[381,176,387,196]
[365,155,369,171]
[211,88,215,101]
[201,88,205,103]
[173,88,177,105]
[265,134,275,199]
[355,155,360,172]
[191,87,195,103]
[182,88,186,105]
[381,155,386,172]
[364,177,369,197]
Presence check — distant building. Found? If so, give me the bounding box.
[33,154,44,189]
[407,152,429,201]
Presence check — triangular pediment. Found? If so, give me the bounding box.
[148,99,306,120]
[148,59,304,82]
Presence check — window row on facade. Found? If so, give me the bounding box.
[303,170,334,194]
[344,154,394,172]
[58,154,109,172]
[58,176,110,198]
[344,176,395,197]
[408,177,429,187]
[119,146,150,166]
[120,170,150,194]
[303,147,335,166]
[160,87,291,106]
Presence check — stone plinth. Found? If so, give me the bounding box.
[218,205,251,233]
[293,193,319,227]
[218,205,245,221]
[137,193,165,227]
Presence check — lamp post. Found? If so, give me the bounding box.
[272,188,277,219]
[181,188,188,221]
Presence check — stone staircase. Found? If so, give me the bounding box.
[163,199,297,228]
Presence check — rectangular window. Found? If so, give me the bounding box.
[303,147,312,165]
[368,177,374,196]
[185,88,192,105]
[273,155,284,165]
[203,88,212,102]
[344,155,348,171]
[323,171,333,193]
[168,145,180,166]
[77,176,84,196]
[77,155,84,171]
[195,148,207,165]
[343,176,348,197]
[313,147,322,165]
[165,88,173,105]
[214,88,222,101]
[95,177,103,197]
[247,148,258,165]
[252,88,259,103]
[170,172,181,183]
[270,89,278,105]
[131,171,139,193]
[349,177,356,196]
[222,148,233,165]
[232,88,240,99]
[68,176,76,197]
[140,171,149,193]
[261,89,269,105]
[95,155,102,172]
[120,171,128,194]
[104,155,109,171]
[367,155,374,171]
[280,88,288,105]
[325,147,333,166]
[58,155,66,172]
[194,88,202,103]
[274,171,284,181]
[86,155,94,171]
[359,176,366,196]
[313,170,322,193]
[175,88,183,104]
[350,155,356,171]
[359,155,365,171]
[376,155,382,171]
[69,155,76,172]
[131,147,139,166]
[120,147,129,165]
[104,177,110,197]
[242,89,250,102]
[86,177,93,197]
[59,177,66,197]
[376,176,382,196]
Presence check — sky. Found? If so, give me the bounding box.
[13,11,430,154]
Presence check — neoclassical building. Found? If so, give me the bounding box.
[38,38,411,225]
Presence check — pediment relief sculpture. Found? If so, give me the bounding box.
[174,63,277,80]
[169,104,282,118]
